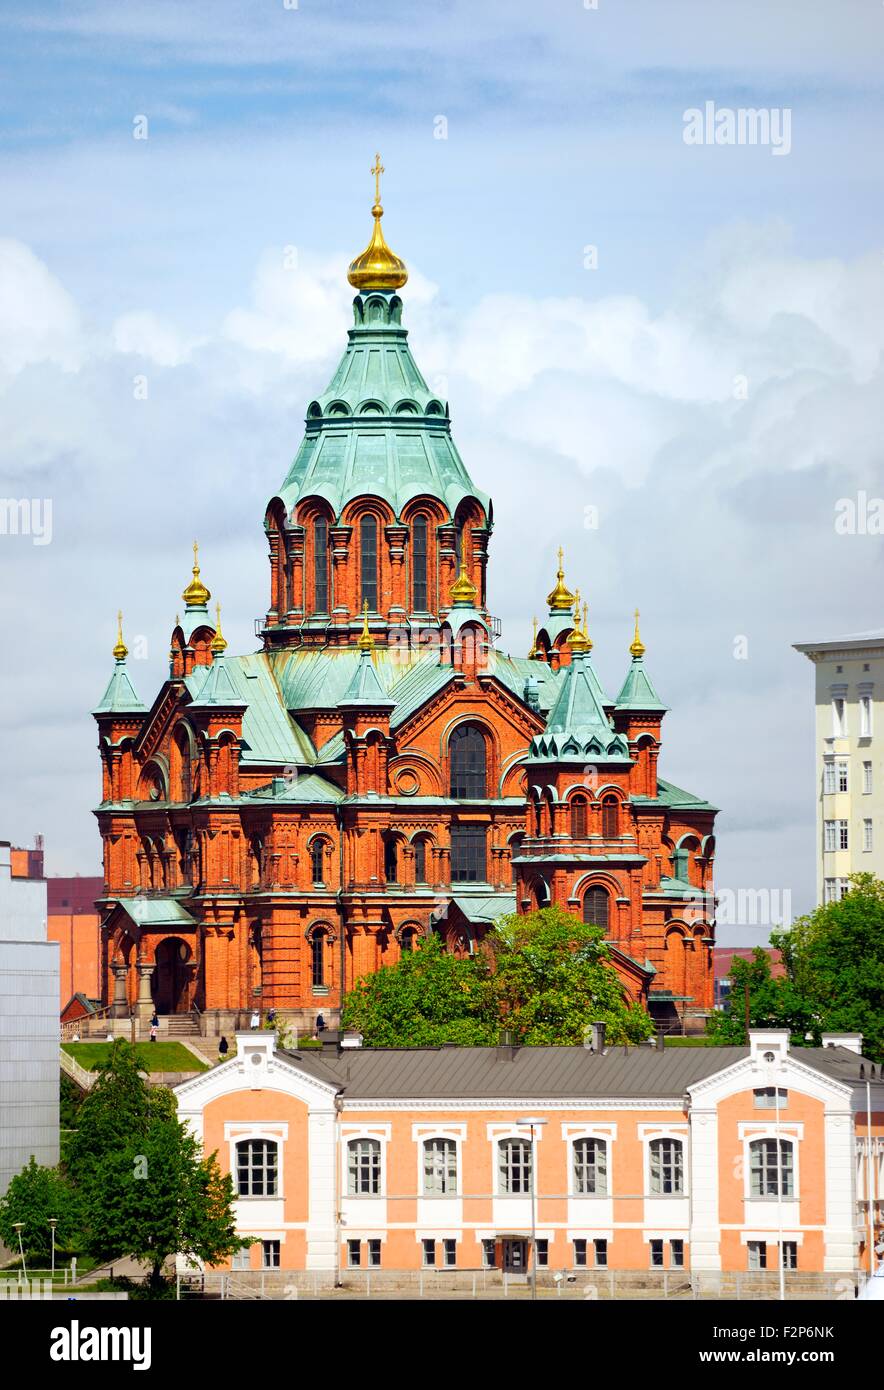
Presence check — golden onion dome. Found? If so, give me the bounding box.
[210,602,227,657]
[546,547,575,612]
[347,154,408,292]
[567,591,592,653]
[182,541,211,608]
[113,609,128,662]
[450,555,478,606]
[629,607,646,660]
[357,599,375,651]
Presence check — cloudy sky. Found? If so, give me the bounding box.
[1,1,882,939]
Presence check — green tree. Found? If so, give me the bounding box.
[343,906,653,1046]
[705,948,814,1047]
[67,1039,245,1291]
[0,1157,81,1262]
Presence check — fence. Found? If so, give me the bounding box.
[59,1047,96,1090]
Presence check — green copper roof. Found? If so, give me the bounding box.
[188,653,247,709]
[242,771,345,804]
[339,649,396,707]
[614,654,667,712]
[633,777,718,812]
[273,292,489,521]
[115,897,197,928]
[185,654,314,766]
[93,659,147,716]
[530,652,630,762]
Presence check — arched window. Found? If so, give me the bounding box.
[533,800,543,836]
[571,796,588,838]
[348,1138,381,1195]
[423,1138,457,1195]
[384,837,399,884]
[412,514,428,611]
[749,1139,794,1198]
[360,515,378,611]
[449,724,487,798]
[310,928,327,988]
[649,1138,684,1195]
[413,839,427,884]
[573,1138,607,1195]
[235,1138,278,1197]
[311,841,325,884]
[498,1138,531,1195]
[400,926,419,954]
[509,834,524,885]
[314,517,329,612]
[601,797,618,838]
[583,887,609,929]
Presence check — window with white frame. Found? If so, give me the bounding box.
[423,1138,458,1196]
[422,1238,436,1267]
[262,1240,280,1269]
[236,1139,278,1197]
[825,820,848,851]
[347,1239,361,1267]
[649,1137,684,1195]
[860,695,873,738]
[498,1137,532,1195]
[839,819,849,849]
[593,1238,608,1268]
[442,1238,456,1267]
[825,877,850,903]
[824,820,837,852]
[823,761,836,794]
[670,1239,684,1268]
[747,1240,766,1270]
[573,1137,608,1195]
[348,1137,382,1195]
[573,1239,587,1267]
[781,1240,798,1270]
[482,1239,496,1269]
[649,1238,664,1268]
[753,1087,788,1109]
[749,1138,794,1198]
[864,818,873,852]
[837,760,849,792]
[864,761,873,794]
[535,1238,548,1267]
[832,697,847,738]
[367,1239,381,1267]
[232,1248,250,1271]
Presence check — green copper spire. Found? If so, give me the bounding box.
[530,651,630,762]
[93,613,146,715]
[614,611,668,712]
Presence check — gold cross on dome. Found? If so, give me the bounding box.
[371,153,384,203]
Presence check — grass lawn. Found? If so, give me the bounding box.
[62,1042,208,1072]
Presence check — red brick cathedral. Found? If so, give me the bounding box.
[94,165,717,1034]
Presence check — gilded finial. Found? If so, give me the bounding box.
[450,551,478,606]
[182,540,211,608]
[528,616,542,660]
[347,153,408,292]
[582,601,593,653]
[629,607,646,660]
[567,589,591,653]
[113,610,128,662]
[211,601,227,656]
[358,599,374,652]
[546,546,575,612]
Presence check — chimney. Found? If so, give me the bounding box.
[821,1032,863,1055]
[583,1021,606,1055]
[655,1027,665,1052]
[341,1031,363,1049]
[497,1028,518,1061]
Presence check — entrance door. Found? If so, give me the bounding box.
[153,938,190,1014]
[503,1239,528,1277]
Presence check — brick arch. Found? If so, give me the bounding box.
[441,716,498,800]
[388,750,444,797]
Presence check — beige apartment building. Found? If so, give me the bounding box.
[794,629,884,904]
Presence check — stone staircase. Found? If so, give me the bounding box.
[159,1013,200,1038]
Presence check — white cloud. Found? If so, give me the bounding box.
[0,239,83,375]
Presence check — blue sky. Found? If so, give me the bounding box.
[1,0,883,936]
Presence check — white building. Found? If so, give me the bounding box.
[794,629,884,904]
[0,841,59,1195]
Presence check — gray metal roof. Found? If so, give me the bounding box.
[278,1043,874,1100]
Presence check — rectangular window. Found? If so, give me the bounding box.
[750,1139,794,1198]
[262,1240,280,1269]
[232,1248,250,1271]
[313,517,328,613]
[482,1239,496,1270]
[781,1240,798,1270]
[422,1239,436,1268]
[367,1239,381,1268]
[347,1138,382,1196]
[649,1138,684,1195]
[236,1139,278,1198]
[411,515,428,612]
[748,1240,766,1271]
[450,824,487,884]
[753,1087,788,1109]
[824,877,837,903]
[860,695,872,738]
[649,1239,664,1268]
[864,818,873,852]
[360,515,378,611]
[837,760,849,792]
[832,697,847,738]
[670,1239,684,1269]
[824,820,836,852]
[593,1238,608,1268]
[864,761,873,794]
[839,819,849,850]
[443,1238,456,1268]
[535,1238,549,1267]
[823,761,836,794]
[573,1239,587,1267]
[573,1137,607,1196]
[423,1137,458,1195]
[498,1138,532,1195]
[347,1239,361,1268]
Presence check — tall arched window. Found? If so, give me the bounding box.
[236,1139,278,1197]
[601,797,618,838]
[571,796,588,838]
[649,1138,684,1195]
[449,724,487,798]
[573,1138,607,1195]
[400,926,419,954]
[360,515,378,610]
[583,887,609,929]
[311,841,325,884]
[509,834,524,884]
[749,1139,794,1197]
[384,837,399,884]
[413,839,427,884]
[348,1138,381,1195]
[310,928,326,988]
[314,517,329,612]
[412,514,428,611]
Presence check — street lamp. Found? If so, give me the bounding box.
[11,1222,27,1281]
[516,1118,548,1301]
[49,1219,58,1279]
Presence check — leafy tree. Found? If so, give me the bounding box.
[705,948,814,1047]
[0,1156,81,1262]
[343,906,653,1046]
[66,1038,245,1291]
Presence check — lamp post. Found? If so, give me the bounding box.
[12,1222,27,1281]
[516,1117,548,1301]
[49,1219,57,1279]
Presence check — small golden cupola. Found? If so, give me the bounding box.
[567,591,592,653]
[210,602,227,657]
[347,154,409,292]
[357,599,375,652]
[450,554,478,606]
[182,541,211,609]
[112,609,128,662]
[546,547,575,613]
[629,607,646,660]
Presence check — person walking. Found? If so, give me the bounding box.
[218,1036,229,1062]
[250,1009,260,1029]
[149,1022,158,1043]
